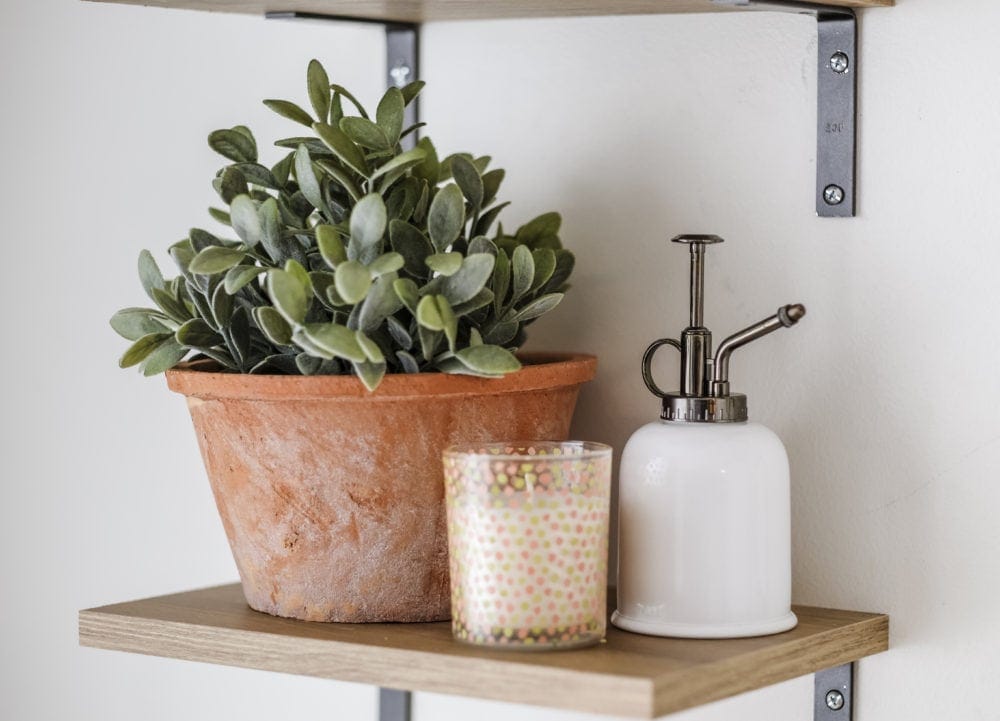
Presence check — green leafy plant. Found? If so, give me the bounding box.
[111,59,574,390]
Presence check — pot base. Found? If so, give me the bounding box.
[610,609,798,639]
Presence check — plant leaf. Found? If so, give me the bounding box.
[208,128,256,163]
[230,194,262,247]
[400,80,425,106]
[268,268,309,325]
[138,250,165,302]
[512,292,563,321]
[396,350,420,373]
[263,98,314,127]
[375,87,405,145]
[355,330,384,363]
[369,146,427,182]
[427,183,465,251]
[110,308,170,341]
[119,332,173,368]
[451,155,484,210]
[348,193,387,264]
[425,252,462,276]
[481,168,505,207]
[293,145,325,215]
[189,245,244,275]
[315,158,362,202]
[176,318,222,347]
[211,282,234,327]
[454,345,521,375]
[316,225,347,268]
[530,248,556,291]
[389,219,433,277]
[329,84,370,119]
[141,336,187,376]
[511,245,534,302]
[335,260,373,304]
[393,277,419,313]
[352,360,386,391]
[313,122,369,177]
[300,322,366,362]
[358,273,403,331]
[306,59,331,124]
[369,252,404,277]
[441,253,495,306]
[340,116,391,152]
[223,265,265,294]
[386,316,412,350]
[253,306,293,346]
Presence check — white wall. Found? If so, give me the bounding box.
[1,1,997,720]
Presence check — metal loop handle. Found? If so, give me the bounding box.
[641,338,681,398]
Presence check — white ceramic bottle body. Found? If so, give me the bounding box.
[612,420,797,638]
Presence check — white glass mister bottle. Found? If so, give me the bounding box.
[612,234,806,639]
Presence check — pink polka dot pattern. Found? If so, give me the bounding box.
[443,442,612,650]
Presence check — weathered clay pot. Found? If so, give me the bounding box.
[166,352,597,623]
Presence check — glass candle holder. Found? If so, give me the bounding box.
[443,441,612,650]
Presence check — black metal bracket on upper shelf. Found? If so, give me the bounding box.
[713,0,858,216]
[815,663,855,720]
[265,12,420,152]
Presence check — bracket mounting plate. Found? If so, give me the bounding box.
[815,662,855,721]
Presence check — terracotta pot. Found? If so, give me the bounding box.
[166,352,597,623]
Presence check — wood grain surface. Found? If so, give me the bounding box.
[84,0,893,23]
[80,584,888,718]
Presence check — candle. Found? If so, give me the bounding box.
[444,443,612,650]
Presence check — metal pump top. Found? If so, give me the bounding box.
[641,234,806,423]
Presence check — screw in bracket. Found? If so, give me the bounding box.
[823,184,845,205]
[830,51,850,74]
[389,63,412,87]
[825,689,845,711]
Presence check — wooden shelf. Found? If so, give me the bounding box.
[80,584,888,718]
[85,0,892,23]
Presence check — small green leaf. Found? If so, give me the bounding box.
[481,168,505,207]
[268,268,309,325]
[138,250,165,302]
[176,318,222,347]
[358,273,403,331]
[329,84,370,119]
[151,287,191,323]
[451,155,484,210]
[216,166,247,204]
[119,332,172,368]
[425,252,462,276]
[293,145,325,215]
[511,245,535,302]
[340,116,391,151]
[468,327,484,346]
[416,295,457,347]
[316,225,347,268]
[271,152,294,187]
[211,282,234,327]
[208,128,256,163]
[389,219,433,277]
[313,122,369,178]
[352,360,386,391]
[224,265,266,294]
[300,322,366,362]
[512,292,563,321]
[393,278,419,313]
[530,248,557,291]
[110,308,170,341]
[427,183,466,251]
[418,325,441,362]
[141,336,187,376]
[400,80,425,106]
[474,200,510,237]
[253,306,293,346]
[412,138,439,186]
[263,98,314,127]
[386,316,413,350]
[189,245,245,275]
[396,350,420,374]
[230,194,262,247]
[516,212,562,248]
[543,249,575,293]
[335,260,373,304]
[231,163,278,189]
[441,253,495,306]
[349,193,387,264]
[454,345,521,375]
[306,59,331,125]
[468,236,498,256]
[315,158,362,202]
[258,198,283,262]
[208,207,231,226]
[369,147,427,182]
[375,87,405,145]
[452,288,494,316]
[355,330,385,363]
[369,252,404,277]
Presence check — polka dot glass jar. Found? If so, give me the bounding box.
[443,441,612,650]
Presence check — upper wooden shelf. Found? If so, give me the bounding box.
[86,0,892,23]
[80,584,888,718]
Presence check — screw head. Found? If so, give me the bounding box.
[825,690,845,711]
[823,184,845,205]
[389,63,411,87]
[830,52,850,73]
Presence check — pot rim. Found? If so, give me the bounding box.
[165,351,597,401]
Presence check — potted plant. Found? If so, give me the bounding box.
[111,60,596,623]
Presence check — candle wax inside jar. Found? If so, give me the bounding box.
[450,491,608,643]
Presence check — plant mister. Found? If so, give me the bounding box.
[612,234,805,638]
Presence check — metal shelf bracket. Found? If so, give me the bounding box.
[815,663,855,720]
[714,0,858,216]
